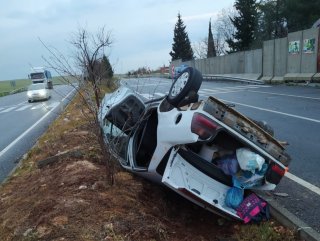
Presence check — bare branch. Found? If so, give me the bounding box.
[40,26,116,185]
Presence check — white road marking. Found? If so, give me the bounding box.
[47,102,60,108]
[286,172,320,196]
[15,105,30,111]
[202,85,271,92]
[0,90,75,159]
[17,101,27,106]
[0,107,16,113]
[218,98,320,123]
[31,104,44,110]
[0,108,57,159]
[202,90,249,96]
[248,90,320,101]
[129,83,171,87]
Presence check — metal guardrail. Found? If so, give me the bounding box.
[202,74,265,85]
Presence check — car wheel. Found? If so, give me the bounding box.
[167,67,203,106]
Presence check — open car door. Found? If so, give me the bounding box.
[162,147,242,220]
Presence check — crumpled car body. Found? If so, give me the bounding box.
[98,67,290,221]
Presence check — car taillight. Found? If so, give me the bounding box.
[191,113,219,140]
[272,163,286,176]
[266,163,287,185]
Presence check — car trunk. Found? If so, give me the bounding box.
[161,98,289,220]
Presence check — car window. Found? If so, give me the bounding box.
[103,119,130,166]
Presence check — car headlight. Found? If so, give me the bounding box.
[27,91,32,97]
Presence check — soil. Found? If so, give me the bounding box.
[0,95,300,241]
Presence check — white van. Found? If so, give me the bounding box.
[27,83,51,102]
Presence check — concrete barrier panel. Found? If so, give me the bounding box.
[224,54,231,74]
[208,57,215,74]
[201,59,207,73]
[301,28,319,74]
[273,37,288,81]
[195,59,201,71]
[231,52,244,73]
[205,58,211,74]
[262,40,274,81]
[209,57,215,74]
[285,31,303,81]
[245,49,262,74]
[217,56,224,74]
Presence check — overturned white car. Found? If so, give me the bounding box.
[98,67,290,221]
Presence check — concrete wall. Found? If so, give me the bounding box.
[285,28,319,81]
[245,49,262,74]
[301,28,319,73]
[262,40,274,80]
[274,37,288,79]
[262,38,287,81]
[286,31,303,74]
[170,27,319,82]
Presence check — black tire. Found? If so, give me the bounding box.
[167,67,203,106]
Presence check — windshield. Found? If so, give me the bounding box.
[28,84,46,90]
[30,72,45,79]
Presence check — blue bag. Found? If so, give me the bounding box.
[225,187,244,209]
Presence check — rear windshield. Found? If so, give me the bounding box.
[28,84,46,90]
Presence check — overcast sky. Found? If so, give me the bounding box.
[0,0,234,80]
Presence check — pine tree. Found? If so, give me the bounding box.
[284,0,320,32]
[170,13,194,61]
[226,0,257,52]
[207,19,216,58]
[257,0,287,42]
[101,55,113,79]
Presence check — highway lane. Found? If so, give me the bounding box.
[122,77,320,232]
[0,84,76,182]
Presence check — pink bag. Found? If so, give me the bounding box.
[236,193,267,223]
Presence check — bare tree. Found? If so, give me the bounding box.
[192,8,236,58]
[192,38,208,59]
[41,26,117,185]
[212,7,237,54]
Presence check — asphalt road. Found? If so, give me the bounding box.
[0,84,76,182]
[122,77,320,233]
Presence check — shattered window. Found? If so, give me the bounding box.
[103,119,130,166]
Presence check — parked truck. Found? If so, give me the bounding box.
[28,67,53,89]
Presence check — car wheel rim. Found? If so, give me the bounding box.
[171,72,189,97]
